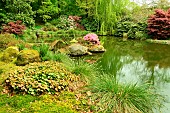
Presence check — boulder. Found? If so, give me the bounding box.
[88,45,106,53]
[16,49,41,66]
[68,44,88,56]
[49,40,66,52]
[1,46,19,62]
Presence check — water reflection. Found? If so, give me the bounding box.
[97,37,170,113]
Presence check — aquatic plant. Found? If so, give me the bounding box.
[88,73,163,113]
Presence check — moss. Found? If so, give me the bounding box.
[16,49,41,66]
[1,46,19,63]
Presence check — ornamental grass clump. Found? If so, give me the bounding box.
[88,73,163,113]
[4,61,79,95]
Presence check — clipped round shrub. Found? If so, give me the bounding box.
[5,61,79,95]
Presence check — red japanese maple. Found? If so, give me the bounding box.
[147,8,170,39]
[2,20,26,35]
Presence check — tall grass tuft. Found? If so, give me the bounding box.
[88,73,163,113]
[60,57,98,79]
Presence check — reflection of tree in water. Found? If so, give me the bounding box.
[143,43,170,68]
[97,37,170,87]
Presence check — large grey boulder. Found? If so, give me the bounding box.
[68,44,88,56]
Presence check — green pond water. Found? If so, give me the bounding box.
[96,37,170,113]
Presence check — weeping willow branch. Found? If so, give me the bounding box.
[95,0,130,35]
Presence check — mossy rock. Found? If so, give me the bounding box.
[68,44,88,56]
[16,49,41,66]
[1,46,19,63]
[88,45,106,53]
[49,40,66,52]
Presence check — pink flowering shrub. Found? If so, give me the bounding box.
[84,33,100,45]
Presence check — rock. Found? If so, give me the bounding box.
[16,49,41,66]
[88,45,106,53]
[49,40,66,52]
[68,44,88,56]
[1,46,19,63]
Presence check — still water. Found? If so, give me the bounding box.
[96,37,170,113]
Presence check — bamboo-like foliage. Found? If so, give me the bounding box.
[95,0,130,35]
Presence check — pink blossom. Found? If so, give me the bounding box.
[83,33,100,45]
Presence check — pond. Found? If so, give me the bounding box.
[96,37,170,113]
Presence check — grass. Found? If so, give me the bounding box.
[0,48,164,113]
[0,92,82,113]
[88,73,163,113]
[60,56,98,79]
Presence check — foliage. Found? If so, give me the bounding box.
[114,17,148,39]
[50,15,84,30]
[95,0,130,35]
[37,0,59,22]
[88,73,163,113]
[84,33,100,45]
[32,44,57,61]
[0,33,24,48]
[147,8,170,39]
[2,20,26,35]
[41,23,58,31]
[5,61,78,95]
[80,17,98,31]
[2,0,35,27]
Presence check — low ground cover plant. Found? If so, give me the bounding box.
[4,61,79,95]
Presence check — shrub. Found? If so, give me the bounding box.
[88,73,163,113]
[147,8,170,39]
[2,20,26,35]
[114,18,147,39]
[0,33,24,48]
[51,15,84,30]
[81,17,98,31]
[41,23,58,31]
[83,33,100,45]
[5,61,79,95]
[2,0,35,27]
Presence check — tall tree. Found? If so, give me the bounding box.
[95,0,130,35]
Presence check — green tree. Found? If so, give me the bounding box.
[37,0,59,22]
[95,0,130,35]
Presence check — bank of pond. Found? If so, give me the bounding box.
[0,35,170,113]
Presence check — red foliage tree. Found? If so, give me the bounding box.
[147,8,170,39]
[2,20,26,35]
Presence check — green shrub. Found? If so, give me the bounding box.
[0,33,24,48]
[3,0,35,27]
[88,73,163,113]
[5,61,78,95]
[114,18,148,39]
[41,23,58,31]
